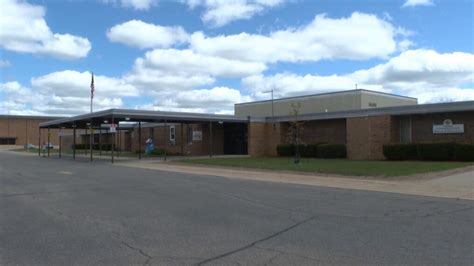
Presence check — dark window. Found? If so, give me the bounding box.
[187,126,193,144]
[0,137,16,145]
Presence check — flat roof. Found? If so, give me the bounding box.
[38,100,474,128]
[0,114,63,120]
[271,100,474,122]
[39,108,253,128]
[235,89,418,106]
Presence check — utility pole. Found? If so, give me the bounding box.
[263,89,275,129]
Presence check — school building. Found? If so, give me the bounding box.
[1,89,473,160]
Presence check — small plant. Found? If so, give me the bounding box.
[286,103,304,164]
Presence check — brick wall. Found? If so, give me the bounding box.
[410,112,474,143]
[248,119,346,157]
[248,122,267,156]
[0,117,62,146]
[346,115,392,160]
[297,119,346,145]
[129,122,224,155]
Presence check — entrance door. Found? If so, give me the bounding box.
[223,123,248,155]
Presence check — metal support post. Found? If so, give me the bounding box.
[164,120,167,162]
[47,128,50,157]
[85,128,88,156]
[138,121,142,159]
[59,127,62,158]
[180,122,184,155]
[99,128,102,156]
[209,121,213,158]
[38,127,41,156]
[73,126,76,160]
[111,117,115,164]
[90,120,93,162]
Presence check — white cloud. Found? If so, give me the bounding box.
[121,0,158,10]
[107,20,189,49]
[102,0,158,10]
[142,86,250,113]
[5,46,472,116]
[185,0,284,27]
[402,0,434,7]
[242,73,385,100]
[136,49,266,77]
[0,60,11,68]
[350,49,474,87]
[124,48,266,97]
[0,0,91,59]
[31,70,139,98]
[0,71,137,115]
[243,49,474,103]
[0,76,127,116]
[190,12,404,63]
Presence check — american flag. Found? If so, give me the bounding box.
[90,72,95,99]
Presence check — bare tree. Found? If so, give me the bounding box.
[286,103,304,164]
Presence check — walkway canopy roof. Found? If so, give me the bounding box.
[39,108,251,129]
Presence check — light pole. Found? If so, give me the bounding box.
[263,89,275,129]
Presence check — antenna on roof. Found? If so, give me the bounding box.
[355,83,358,90]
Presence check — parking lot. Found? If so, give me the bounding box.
[1,151,473,265]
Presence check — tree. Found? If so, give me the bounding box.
[286,102,304,164]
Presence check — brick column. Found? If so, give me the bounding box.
[248,122,282,156]
[346,115,392,160]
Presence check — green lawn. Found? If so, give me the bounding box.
[180,157,472,177]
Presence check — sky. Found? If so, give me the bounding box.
[0,0,473,116]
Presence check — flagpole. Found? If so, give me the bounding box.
[90,72,94,161]
[90,72,94,114]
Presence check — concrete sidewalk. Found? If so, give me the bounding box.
[117,160,474,200]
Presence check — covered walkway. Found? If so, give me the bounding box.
[38,109,250,163]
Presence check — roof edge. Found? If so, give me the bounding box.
[235,89,417,106]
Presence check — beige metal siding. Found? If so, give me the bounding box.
[235,92,363,117]
[360,92,417,109]
[235,90,418,118]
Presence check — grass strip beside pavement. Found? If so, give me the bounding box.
[179,157,473,177]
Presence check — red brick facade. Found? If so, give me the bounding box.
[248,111,473,160]
[410,112,474,143]
[0,117,62,146]
[346,115,393,160]
[3,110,473,160]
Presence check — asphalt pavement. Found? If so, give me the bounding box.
[1,151,473,265]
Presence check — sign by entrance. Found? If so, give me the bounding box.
[192,131,202,141]
[433,119,464,134]
[109,124,117,133]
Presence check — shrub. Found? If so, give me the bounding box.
[383,143,418,160]
[416,142,454,161]
[317,144,346,158]
[301,144,318,158]
[453,143,474,161]
[276,144,294,157]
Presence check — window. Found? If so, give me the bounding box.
[400,117,412,143]
[0,137,16,145]
[169,125,176,144]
